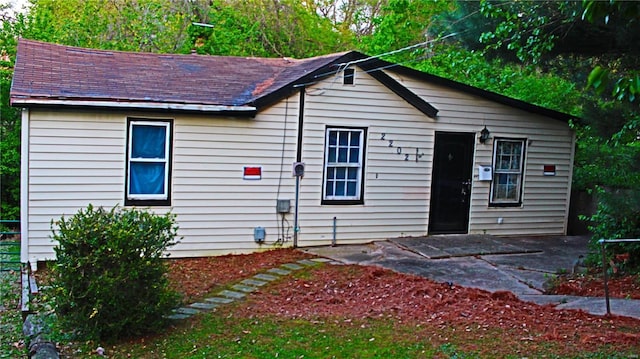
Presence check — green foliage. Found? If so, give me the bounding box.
[358,0,455,57]
[193,0,351,58]
[0,105,20,220]
[51,205,180,340]
[581,0,640,26]
[588,66,640,104]
[24,0,202,53]
[413,45,583,116]
[0,11,22,220]
[0,270,24,358]
[573,107,640,271]
[581,187,640,272]
[477,0,579,64]
[474,0,640,106]
[573,121,640,191]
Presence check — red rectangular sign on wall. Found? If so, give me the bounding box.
[243,166,262,180]
[543,165,556,176]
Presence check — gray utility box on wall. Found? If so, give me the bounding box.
[254,227,266,243]
[276,199,291,213]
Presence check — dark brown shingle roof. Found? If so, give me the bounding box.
[10,39,346,111]
[10,39,574,121]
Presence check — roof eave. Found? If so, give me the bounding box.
[250,52,367,110]
[363,58,576,123]
[10,98,257,117]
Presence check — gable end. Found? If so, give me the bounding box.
[362,58,574,123]
[362,65,439,118]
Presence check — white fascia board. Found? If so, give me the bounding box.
[11,99,257,114]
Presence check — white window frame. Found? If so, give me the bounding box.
[323,127,365,203]
[490,138,526,206]
[126,120,171,202]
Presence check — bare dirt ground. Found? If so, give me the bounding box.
[166,249,640,356]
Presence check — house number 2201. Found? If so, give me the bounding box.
[381,133,423,162]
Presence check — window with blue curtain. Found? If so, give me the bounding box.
[126,119,172,205]
[323,127,366,203]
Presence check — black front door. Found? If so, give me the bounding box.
[429,132,474,234]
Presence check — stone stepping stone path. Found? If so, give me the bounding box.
[167,258,322,320]
[219,289,246,299]
[205,297,234,304]
[232,284,258,293]
[253,273,278,281]
[189,302,217,311]
[281,263,303,271]
[267,268,290,276]
[241,278,268,287]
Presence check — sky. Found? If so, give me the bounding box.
[3,0,29,16]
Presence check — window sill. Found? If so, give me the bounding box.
[489,202,522,208]
[124,198,172,207]
[321,199,364,205]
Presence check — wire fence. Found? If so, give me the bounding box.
[0,219,20,271]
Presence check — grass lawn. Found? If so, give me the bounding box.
[0,268,25,358]
[55,299,638,358]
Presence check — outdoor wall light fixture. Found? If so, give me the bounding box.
[479,126,490,144]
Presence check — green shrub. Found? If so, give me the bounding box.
[581,187,640,273]
[51,204,180,340]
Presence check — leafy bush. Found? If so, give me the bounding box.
[581,188,640,273]
[51,204,180,340]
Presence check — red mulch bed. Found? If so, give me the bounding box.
[549,273,640,299]
[166,248,315,300]
[164,248,640,355]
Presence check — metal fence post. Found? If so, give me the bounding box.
[599,239,611,316]
[598,238,640,316]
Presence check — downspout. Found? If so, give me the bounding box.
[293,88,305,248]
[19,108,30,269]
[564,129,577,235]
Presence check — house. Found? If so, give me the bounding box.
[11,39,576,269]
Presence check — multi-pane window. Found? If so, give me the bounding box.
[491,138,525,205]
[126,119,172,205]
[323,127,366,203]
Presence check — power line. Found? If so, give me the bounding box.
[295,32,462,91]
[335,32,459,68]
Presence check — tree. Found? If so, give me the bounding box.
[23,0,206,53]
[358,0,455,58]
[0,4,24,220]
[582,1,640,104]
[192,0,352,58]
[468,0,639,106]
[315,0,387,40]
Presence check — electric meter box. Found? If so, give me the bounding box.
[292,162,305,177]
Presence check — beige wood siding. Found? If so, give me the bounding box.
[297,71,435,246]
[26,110,126,263]
[387,70,574,236]
[25,97,300,263]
